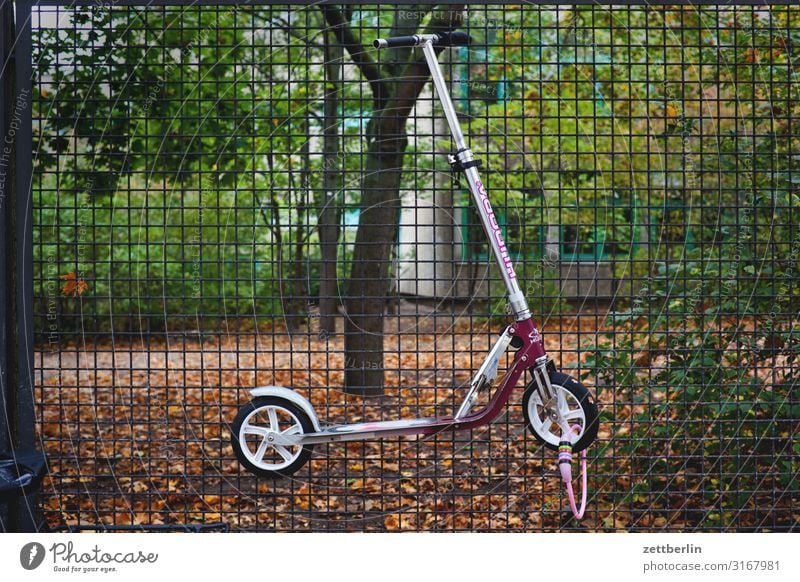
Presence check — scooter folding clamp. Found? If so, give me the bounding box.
[447,149,482,173]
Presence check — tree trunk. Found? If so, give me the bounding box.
[344,135,407,395]
[283,130,310,330]
[322,3,465,395]
[318,29,343,336]
[341,46,453,395]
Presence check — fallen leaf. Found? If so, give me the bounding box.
[384,514,400,530]
[59,271,90,297]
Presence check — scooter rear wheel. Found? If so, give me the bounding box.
[523,372,598,453]
[231,396,315,478]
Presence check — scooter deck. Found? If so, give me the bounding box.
[299,416,455,445]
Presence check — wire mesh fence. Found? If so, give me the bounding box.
[30,2,798,531]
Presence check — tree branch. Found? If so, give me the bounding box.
[384,4,426,78]
[320,4,387,108]
[373,4,465,145]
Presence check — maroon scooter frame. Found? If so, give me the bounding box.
[291,318,548,445]
[432,318,547,432]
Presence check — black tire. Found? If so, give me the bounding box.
[522,371,599,453]
[231,396,315,478]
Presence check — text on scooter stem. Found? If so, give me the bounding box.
[475,178,517,280]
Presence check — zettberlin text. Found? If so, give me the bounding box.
[643,544,702,554]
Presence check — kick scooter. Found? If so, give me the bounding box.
[231,32,600,519]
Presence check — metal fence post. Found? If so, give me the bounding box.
[14,0,38,532]
[0,0,15,532]
[18,0,800,532]
[0,0,40,533]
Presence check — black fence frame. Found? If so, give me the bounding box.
[2,0,799,532]
[1,0,36,532]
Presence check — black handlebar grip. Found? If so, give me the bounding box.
[435,31,471,47]
[373,31,471,50]
[373,35,418,49]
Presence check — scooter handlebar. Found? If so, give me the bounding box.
[373,35,418,49]
[372,31,471,50]
[437,31,471,47]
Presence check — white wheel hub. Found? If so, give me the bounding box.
[239,405,304,470]
[527,383,587,448]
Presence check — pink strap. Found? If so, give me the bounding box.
[559,424,588,520]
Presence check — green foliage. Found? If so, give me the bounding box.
[34,173,284,332]
[29,4,800,526]
[557,5,800,525]
[34,5,452,332]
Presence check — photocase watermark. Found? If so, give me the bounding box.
[20,542,46,571]
[0,88,62,346]
[395,10,520,35]
[311,141,362,179]
[139,5,243,118]
[525,255,558,297]
[343,354,385,371]
[0,87,30,211]
[44,245,59,346]
[307,301,326,340]
[187,172,215,301]
[75,177,94,275]
[662,80,700,185]
[161,169,213,464]
[451,78,499,97]
[630,273,655,317]
[90,0,121,17]
[19,541,158,574]
[412,432,534,525]
[762,227,800,333]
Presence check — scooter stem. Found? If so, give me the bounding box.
[420,40,531,321]
[421,37,591,521]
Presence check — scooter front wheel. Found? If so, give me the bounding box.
[231,396,315,478]
[523,372,598,453]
